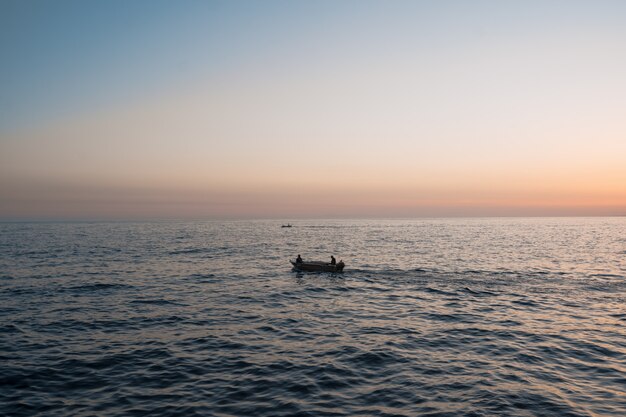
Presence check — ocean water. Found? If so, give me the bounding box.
[1,218,625,417]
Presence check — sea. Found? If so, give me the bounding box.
[1,218,625,417]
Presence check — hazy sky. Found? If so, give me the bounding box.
[1,0,625,219]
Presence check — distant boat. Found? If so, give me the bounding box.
[290,260,345,272]
[281,224,293,228]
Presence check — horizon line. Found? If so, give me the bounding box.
[1,214,624,223]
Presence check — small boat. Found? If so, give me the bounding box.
[290,260,345,272]
[281,224,293,228]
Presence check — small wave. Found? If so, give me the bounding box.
[131,299,183,306]
[13,249,55,257]
[567,340,623,360]
[64,283,132,293]
[177,335,247,350]
[512,299,538,307]
[188,273,216,279]
[349,267,435,276]
[2,286,37,295]
[589,273,624,279]
[360,326,414,336]
[306,361,359,385]
[463,269,486,275]
[62,347,173,371]
[0,324,25,334]
[39,318,132,332]
[300,225,344,229]
[423,287,457,296]
[169,247,212,255]
[584,286,604,292]
[463,287,497,296]
[347,350,406,368]
[424,312,475,323]
[256,325,280,333]
[609,313,626,320]
[499,319,522,326]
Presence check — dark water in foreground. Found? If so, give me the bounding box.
[1,218,625,416]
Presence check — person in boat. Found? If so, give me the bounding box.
[330,255,336,265]
[296,254,303,264]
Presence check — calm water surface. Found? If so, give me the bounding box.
[1,218,625,416]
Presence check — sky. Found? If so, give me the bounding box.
[1,0,625,219]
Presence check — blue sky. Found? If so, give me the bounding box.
[2,0,207,129]
[5,0,624,132]
[2,0,357,130]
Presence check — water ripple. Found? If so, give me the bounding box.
[1,219,625,416]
